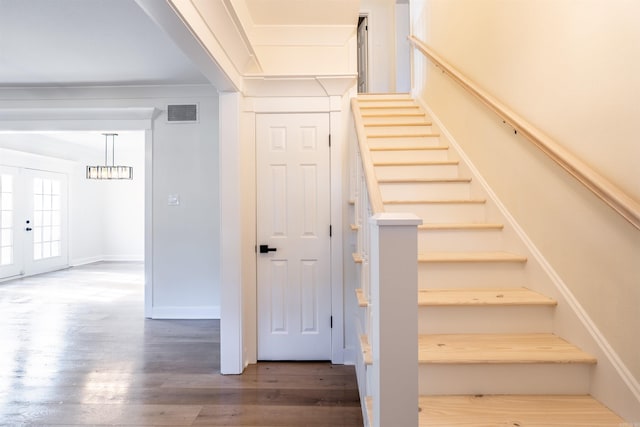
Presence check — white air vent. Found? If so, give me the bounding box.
[167,104,198,123]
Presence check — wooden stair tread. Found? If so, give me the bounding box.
[360,335,372,365]
[418,394,625,426]
[419,333,597,364]
[418,287,557,306]
[350,223,359,231]
[355,288,369,307]
[359,105,420,110]
[364,121,432,127]
[418,223,504,230]
[385,198,486,205]
[419,251,527,263]
[374,159,456,166]
[352,252,363,264]
[369,145,448,151]
[379,177,469,183]
[367,132,440,139]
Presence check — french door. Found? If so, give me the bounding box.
[0,166,68,280]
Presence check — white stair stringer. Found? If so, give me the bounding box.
[417,225,504,252]
[419,363,592,395]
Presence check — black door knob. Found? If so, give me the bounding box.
[25,227,32,231]
[259,244,277,254]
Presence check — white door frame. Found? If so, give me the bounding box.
[0,107,157,316]
[220,95,346,371]
[358,13,370,93]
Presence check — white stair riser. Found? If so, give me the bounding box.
[360,111,426,120]
[363,116,428,125]
[418,306,555,334]
[385,202,486,222]
[375,164,458,180]
[370,149,450,163]
[418,228,503,252]
[418,364,591,395]
[380,181,470,201]
[365,125,434,136]
[356,357,374,399]
[368,136,441,147]
[358,100,417,108]
[418,263,528,289]
[368,139,442,150]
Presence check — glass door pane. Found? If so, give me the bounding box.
[0,167,21,279]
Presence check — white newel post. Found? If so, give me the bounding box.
[369,212,422,427]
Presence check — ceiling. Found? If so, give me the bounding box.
[0,0,208,87]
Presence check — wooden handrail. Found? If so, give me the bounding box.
[351,98,385,214]
[408,35,640,231]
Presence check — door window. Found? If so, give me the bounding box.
[0,173,14,266]
[32,177,62,260]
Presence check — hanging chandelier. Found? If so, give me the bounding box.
[86,133,133,180]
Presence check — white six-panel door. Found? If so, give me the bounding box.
[256,113,332,360]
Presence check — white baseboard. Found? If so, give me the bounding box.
[102,255,144,262]
[71,255,144,266]
[151,305,221,320]
[70,256,103,267]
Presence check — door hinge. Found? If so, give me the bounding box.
[329,225,332,237]
[330,316,333,328]
[329,134,331,147]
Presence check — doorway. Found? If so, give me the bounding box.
[357,15,369,93]
[0,131,145,282]
[255,113,332,360]
[0,166,68,280]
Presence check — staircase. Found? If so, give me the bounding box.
[351,93,626,426]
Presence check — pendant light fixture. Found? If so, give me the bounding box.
[86,133,133,180]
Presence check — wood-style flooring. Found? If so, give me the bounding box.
[0,262,363,426]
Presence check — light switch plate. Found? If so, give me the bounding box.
[168,194,180,206]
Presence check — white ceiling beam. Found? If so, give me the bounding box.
[135,0,241,92]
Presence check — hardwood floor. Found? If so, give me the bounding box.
[0,262,363,426]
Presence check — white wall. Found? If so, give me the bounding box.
[412,0,640,201]
[395,1,411,92]
[0,85,220,319]
[361,0,397,92]
[100,132,145,261]
[411,0,640,401]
